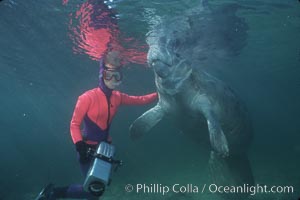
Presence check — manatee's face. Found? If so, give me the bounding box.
[147,35,189,80]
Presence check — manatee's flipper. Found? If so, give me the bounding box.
[206,111,229,157]
[129,104,164,140]
[208,151,254,200]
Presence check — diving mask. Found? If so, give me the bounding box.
[103,68,122,82]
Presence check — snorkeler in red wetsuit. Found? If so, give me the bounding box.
[71,51,157,164]
[35,51,157,200]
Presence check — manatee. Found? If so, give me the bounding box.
[130,2,254,199]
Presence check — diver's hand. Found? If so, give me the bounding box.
[75,141,90,163]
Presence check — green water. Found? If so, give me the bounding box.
[0,0,299,199]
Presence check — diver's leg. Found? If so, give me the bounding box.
[51,156,98,199]
[35,184,56,200]
[62,157,99,199]
[64,184,98,199]
[36,153,98,199]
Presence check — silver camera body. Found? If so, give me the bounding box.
[83,142,115,196]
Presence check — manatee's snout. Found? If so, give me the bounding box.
[148,44,174,78]
[150,60,171,78]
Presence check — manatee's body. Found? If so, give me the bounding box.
[130,62,253,155]
[130,1,254,199]
[158,70,252,155]
[130,66,254,198]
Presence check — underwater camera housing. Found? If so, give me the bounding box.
[83,142,122,197]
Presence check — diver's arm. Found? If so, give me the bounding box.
[120,92,158,105]
[70,94,91,144]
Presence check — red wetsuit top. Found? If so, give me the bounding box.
[70,87,157,145]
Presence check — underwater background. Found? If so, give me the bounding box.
[0,0,299,199]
